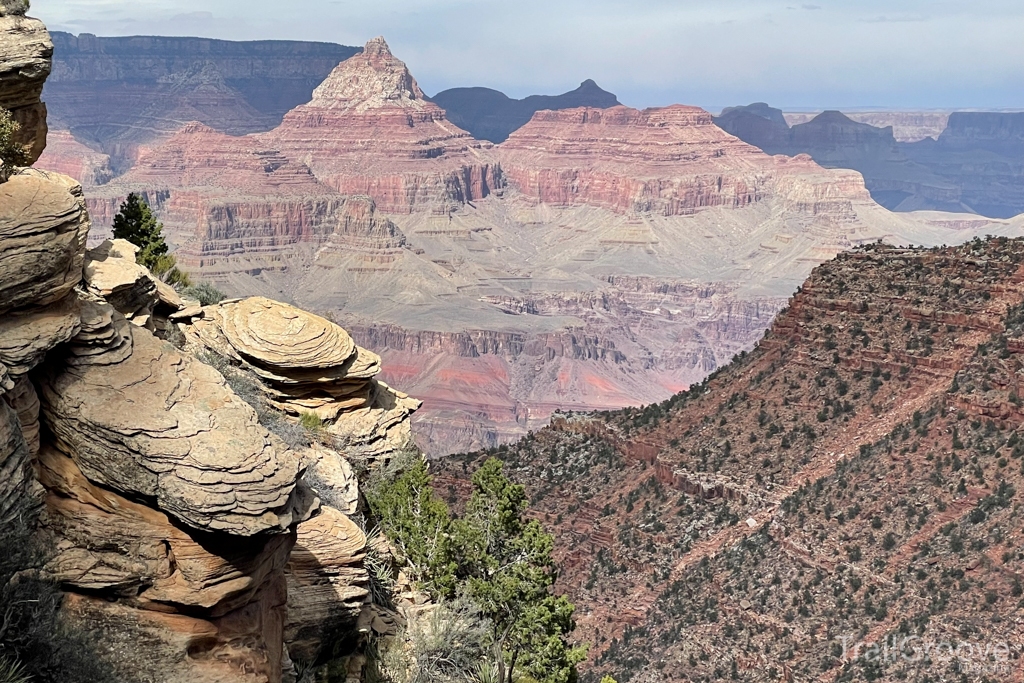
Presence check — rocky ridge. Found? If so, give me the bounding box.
[432,78,622,143]
[259,37,500,214]
[436,237,1024,682]
[719,103,1024,218]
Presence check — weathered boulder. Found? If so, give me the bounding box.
[0,14,52,162]
[38,323,315,535]
[284,506,369,662]
[38,446,295,615]
[0,170,89,314]
[83,238,183,332]
[182,297,419,461]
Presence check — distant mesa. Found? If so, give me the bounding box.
[432,78,621,143]
[716,103,1024,218]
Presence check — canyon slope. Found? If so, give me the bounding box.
[783,110,951,143]
[436,236,1024,682]
[718,103,1024,218]
[432,79,621,143]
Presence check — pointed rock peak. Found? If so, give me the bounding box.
[308,35,433,113]
[364,36,392,57]
[579,79,598,88]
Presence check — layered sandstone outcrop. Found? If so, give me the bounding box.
[1,17,405,680]
[181,297,420,461]
[0,11,51,162]
[260,37,500,213]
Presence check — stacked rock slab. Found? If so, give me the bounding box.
[0,164,319,681]
[82,238,185,334]
[0,9,51,163]
[182,296,420,461]
[1,14,392,682]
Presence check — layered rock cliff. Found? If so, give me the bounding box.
[260,37,501,214]
[1,17,417,681]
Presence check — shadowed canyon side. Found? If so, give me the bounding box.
[718,103,1024,218]
[37,31,359,174]
[435,237,1024,682]
[75,37,1024,455]
[432,78,622,143]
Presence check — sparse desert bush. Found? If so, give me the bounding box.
[0,0,29,17]
[0,108,29,182]
[181,281,226,305]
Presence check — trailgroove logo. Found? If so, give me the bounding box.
[836,635,1015,676]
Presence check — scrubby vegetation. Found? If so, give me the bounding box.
[0,0,30,16]
[365,456,587,683]
[112,192,191,286]
[0,108,29,182]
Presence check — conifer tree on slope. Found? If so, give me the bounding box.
[112,193,169,270]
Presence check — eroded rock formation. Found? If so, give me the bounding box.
[0,11,51,162]
[1,16,409,680]
[180,297,420,461]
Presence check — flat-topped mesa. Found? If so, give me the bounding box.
[498,104,870,217]
[262,37,501,214]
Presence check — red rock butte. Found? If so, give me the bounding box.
[498,104,867,216]
[260,37,500,214]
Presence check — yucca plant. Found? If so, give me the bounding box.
[0,655,31,683]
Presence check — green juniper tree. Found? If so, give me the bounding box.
[365,456,586,683]
[111,192,190,285]
[0,108,29,183]
[452,459,586,683]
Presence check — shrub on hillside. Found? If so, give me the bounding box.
[0,0,30,17]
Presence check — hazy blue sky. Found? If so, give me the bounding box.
[36,0,1024,110]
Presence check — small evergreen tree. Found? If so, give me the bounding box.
[112,193,167,267]
[111,192,190,285]
[0,108,29,183]
[453,459,587,683]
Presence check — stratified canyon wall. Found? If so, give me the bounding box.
[52,37,1024,455]
[37,32,358,174]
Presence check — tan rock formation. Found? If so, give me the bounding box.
[39,323,313,535]
[182,297,419,460]
[0,13,51,162]
[83,238,184,332]
[0,170,89,313]
[261,37,500,213]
